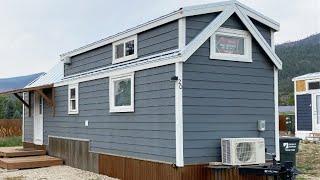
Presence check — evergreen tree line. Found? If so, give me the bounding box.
[0,95,22,119]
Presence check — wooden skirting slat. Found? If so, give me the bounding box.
[46,137,271,180]
[98,154,271,180]
[48,137,99,173]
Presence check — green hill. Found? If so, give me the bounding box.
[276,33,320,105]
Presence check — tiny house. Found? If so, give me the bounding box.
[1,1,282,179]
[293,73,320,139]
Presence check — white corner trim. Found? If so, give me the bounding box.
[274,67,280,161]
[22,92,25,142]
[175,62,184,167]
[181,5,235,61]
[68,83,79,114]
[294,80,298,134]
[210,27,252,62]
[234,6,282,70]
[109,72,135,113]
[178,18,186,49]
[271,30,275,52]
[112,35,138,64]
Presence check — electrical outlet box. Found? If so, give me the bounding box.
[85,120,89,127]
[257,120,265,132]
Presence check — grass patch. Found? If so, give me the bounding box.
[0,136,22,147]
[296,141,320,179]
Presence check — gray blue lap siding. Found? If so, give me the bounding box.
[43,64,176,163]
[183,13,275,164]
[23,92,34,143]
[64,21,178,76]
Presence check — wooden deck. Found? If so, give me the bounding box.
[0,146,63,170]
[0,155,63,170]
[0,147,46,157]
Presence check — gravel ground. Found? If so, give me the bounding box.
[0,165,117,180]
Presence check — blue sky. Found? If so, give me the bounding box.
[0,0,319,77]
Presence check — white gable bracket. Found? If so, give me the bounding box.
[234,6,282,69]
[181,5,236,62]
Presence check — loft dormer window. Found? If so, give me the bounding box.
[112,35,137,63]
[210,28,252,62]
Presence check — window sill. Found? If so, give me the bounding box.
[110,106,134,113]
[112,54,138,64]
[210,54,252,63]
[68,111,79,115]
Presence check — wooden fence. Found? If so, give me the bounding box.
[0,119,22,137]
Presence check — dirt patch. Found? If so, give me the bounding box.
[296,141,320,180]
[0,165,117,180]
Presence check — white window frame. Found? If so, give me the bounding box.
[210,27,252,62]
[68,83,79,114]
[307,79,320,91]
[112,35,138,64]
[109,73,135,113]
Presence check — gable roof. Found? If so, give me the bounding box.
[55,1,282,86]
[60,0,280,60]
[292,72,320,81]
[180,4,282,69]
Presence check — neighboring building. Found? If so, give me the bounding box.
[0,1,282,179]
[293,73,320,139]
[279,106,295,115]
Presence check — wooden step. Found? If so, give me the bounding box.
[0,155,63,170]
[0,147,46,157]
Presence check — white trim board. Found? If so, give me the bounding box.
[274,67,280,161]
[60,1,280,60]
[55,53,182,87]
[175,62,184,167]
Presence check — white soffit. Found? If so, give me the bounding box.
[60,0,279,60]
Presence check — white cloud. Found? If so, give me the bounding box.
[0,0,318,77]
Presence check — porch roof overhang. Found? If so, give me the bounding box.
[0,84,53,96]
[0,84,55,115]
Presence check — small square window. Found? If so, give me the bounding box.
[109,73,134,112]
[112,35,137,64]
[210,28,252,62]
[68,84,79,114]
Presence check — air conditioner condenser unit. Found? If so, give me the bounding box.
[221,138,265,165]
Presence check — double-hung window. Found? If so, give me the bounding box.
[112,35,138,63]
[210,27,252,62]
[109,73,134,112]
[68,84,79,114]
